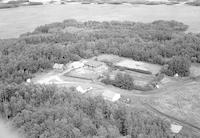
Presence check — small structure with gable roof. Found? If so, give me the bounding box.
[102,90,121,102]
[174,73,179,77]
[170,123,183,134]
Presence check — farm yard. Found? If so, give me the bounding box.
[31,54,186,102]
[32,54,165,93]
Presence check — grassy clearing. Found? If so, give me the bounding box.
[96,54,162,74]
[95,54,122,64]
[148,80,200,127]
[190,63,200,77]
[116,59,162,74]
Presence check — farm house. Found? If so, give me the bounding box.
[102,90,121,102]
[68,61,84,69]
[84,60,107,72]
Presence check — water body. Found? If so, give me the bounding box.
[0,3,200,39]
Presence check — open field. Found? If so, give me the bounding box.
[96,54,162,74]
[116,59,162,74]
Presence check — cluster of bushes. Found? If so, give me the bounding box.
[161,56,191,77]
[102,72,134,90]
[0,83,197,138]
[102,72,155,91]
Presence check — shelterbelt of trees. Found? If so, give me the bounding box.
[0,19,200,137]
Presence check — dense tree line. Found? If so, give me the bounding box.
[0,83,198,138]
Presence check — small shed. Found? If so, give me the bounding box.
[170,124,183,134]
[76,86,86,94]
[102,90,121,102]
[155,84,159,88]
[174,73,179,77]
[26,79,31,83]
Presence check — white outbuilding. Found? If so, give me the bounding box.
[76,86,93,94]
[76,86,86,94]
[102,90,121,102]
[174,73,179,77]
[155,84,159,89]
[170,124,183,134]
[26,78,31,83]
